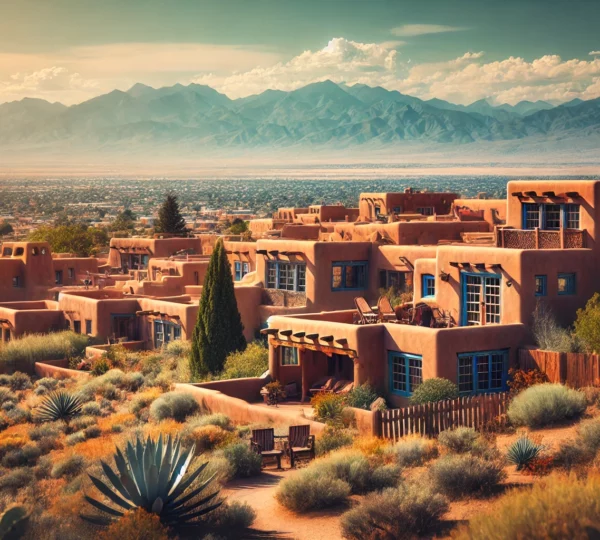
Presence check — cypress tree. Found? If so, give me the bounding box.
[155,192,187,235]
[190,239,246,377]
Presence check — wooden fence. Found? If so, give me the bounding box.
[379,392,509,441]
[518,348,600,388]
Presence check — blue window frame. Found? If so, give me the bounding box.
[457,350,508,395]
[281,346,299,366]
[388,352,423,397]
[154,320,182,348]
[417,207,434,216]
[422,274,435,298]
[266,262,306,292]
[460,272,501,326]
[522,203,581,230]
[558,273,576,295]
[234,261,250,281]
[535,275,547,296]
[332,261,368,291]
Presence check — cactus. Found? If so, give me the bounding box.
[36,390,82,423]
[0,506,29,540]
[506,436,543,471]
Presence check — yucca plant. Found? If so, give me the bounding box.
[506,436,543,471]
[81,435,221,527]
[36,390,82,424]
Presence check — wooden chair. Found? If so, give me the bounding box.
[309,377,337,396]
[377,295,399,322]
[288,425,315,467]
[354,297,378,324]
[431,307,454,328]
[251,428,283,469]
[411,302,433,327]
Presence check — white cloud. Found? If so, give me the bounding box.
[391,24,467,37]
[590,51,600,56]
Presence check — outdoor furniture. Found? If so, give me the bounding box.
[431,307,455,328]
[354,297,378,324]
[288,425,315,467]
[309,376,337,395]
[251,428,283,469]
[377,295,399,322]
[411,302,433,327]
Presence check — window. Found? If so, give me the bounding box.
[458,350,508,394]
[31,247,38,255]
[379,270,412,290]
[154,320,182,348]
[535,275,547,296]
[234,261,250,281]
[461,273,501,326]
[14,248,23,256]
[416,207,434,216]
[566,204,580,229]
[374,205,381,216]
[55,270,63,285]
[73,321,81,333]
[558,273,576,295]
[12,276,20,288]
[68,268,75,280]
[422,274,435,298]
[85,320,92,334]
[392,206,402,214]
[281,346,299,366]
[544,204,561,230]
[332,261,368,291]
[389,352,423,396]
[266,262,306,292]
[3,247,12,256]
[522,203,581,230]
[523,203,541,229]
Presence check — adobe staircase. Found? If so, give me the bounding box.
[460,232,496,245]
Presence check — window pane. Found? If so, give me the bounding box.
[490,353,505,389]
[465,275,482,326]
[332,266,343,288]
[535,275,546,296]
[408,357,422,392]
[458,356,473,393]
[391,355,407,393]
[477,356,490,390]
[297,265,306,292]
[544,204,561,229]
[524,203,540,229]
[558,273,575,295]
[281,347,298,365]
[267,263,277,288]
[484,277,501,324]
[566,204,580,229]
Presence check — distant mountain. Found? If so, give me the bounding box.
[0,81,599,151]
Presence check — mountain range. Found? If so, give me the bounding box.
[0,80,599,152]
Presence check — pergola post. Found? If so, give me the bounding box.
[300,348,308,402]
[268,344,279,381]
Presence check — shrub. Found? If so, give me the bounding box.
[165,339,190,358]
[345,384,381,410]
[35,377,59,391]
[554,418,600,469]
[507,383,587,428]
[149,391,200,422]
[129,388,161,417]
[9,372,31,391]
[208,501,256,531]
[186,425,233,452]
[222,443,262,478]
[29,422,64,441]
[0,388,17,406]
[51,454,85,478]
[91,356,110,376]
[36,435,62,455]
[532,300,577,353]
[81,401,102,416]
[0,434,26,458]
[451,474,600,540]
[315,427,354,456]
[122,371,145,391]
[69,414,97,432]
[2,443,41,468]
[506,436,543,470]
[99,508,169,540]
[394,437,439,467]
[188,413,232,430]
[0,331,89,371]
[276,468,350,512]
[0,467,34,493]
[83,425,102,439]
[65,432,86,446]
[507,368,548,394]
[430,454,505,498]
[4,406,31,425]
[410,378,459,405]
[574,292,600,353]
[341,483,448,540]
[438,427,482,454]
[311,392,345,425]
[221,341,268,379]
[578,418,600,451]
[0,374,10,386]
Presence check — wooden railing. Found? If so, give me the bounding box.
[495,227,585,249]
[379,392,509,441]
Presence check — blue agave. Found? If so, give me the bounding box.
[506,436,543,471]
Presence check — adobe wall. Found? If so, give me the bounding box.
[359,192,459,220]
[52,258,99,286]
[413,258,437,303]
[453,199,506,225]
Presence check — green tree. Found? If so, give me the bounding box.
[229,218,249,235]
[190,239,246,377]
[574,292,600,353]
[28,224,109,256]
[155,192,187,235]
[0,221,14,236]
[110,209,136,232]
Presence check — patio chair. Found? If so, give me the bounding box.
[309,376,337,396]
[377,295,399,322]
[431,307,454,328]
[288,425,315,467]
[411,302,433,327]
[251,428,283,469]
[354,297,378,325]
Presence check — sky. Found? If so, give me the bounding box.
[1,0,600,106]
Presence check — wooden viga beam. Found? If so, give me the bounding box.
[260,328,279,336]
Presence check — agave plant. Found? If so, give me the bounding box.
[506,436,543,470]
[36,390,82,423]
[81,435,221,527]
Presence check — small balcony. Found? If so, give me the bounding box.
[495,227,586,249]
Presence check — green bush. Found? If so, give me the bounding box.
[35,377,60,392]
[221,341,268,379]
[345,384,381,410]
[2,443,41,468]
[185,413,232,431]
[149,391,200,422]
[222,443,262,478]
[341,483,448,540]
[65,432,86,446]
[29,422,64,441]
[0,468,34,493]
[51,455,85,478]
[276,468,351,512]
[574,292,600,353]
[208,501,256,531]
[555,418,600,469]
[438,427,482,454]
[8,372,31,391]
[452,474,600,540]
[0,388,17,406]
[0,331,89,371]
[81,401,102,416]
[165,339,191,358]
[394,437,439,467]
[507,384,587,428]
[430,454,505,498]
[83,425,101,439]
[315,427,355,456]
[410,378,459,405]
[69,415,97,432]
[311,393,346,425]
[532,300,577,353]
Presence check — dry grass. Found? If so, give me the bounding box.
[97,412,137,432]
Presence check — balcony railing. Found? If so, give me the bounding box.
[495,227,585,249]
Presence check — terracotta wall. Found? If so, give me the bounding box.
[453,199,507,225]
[359,192,459,220]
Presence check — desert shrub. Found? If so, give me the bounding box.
[578,418,600,451]
[507,383,587,428]
[208,501,256,532]
[276,468,351,512]
[574,292,600,353]
[507,368,549,394]
[341,482,448,540]
[188,413,232,431]
[100,369,126,386]
[451,474,600,540]
[119,371,145,391]
[186,425,233,452]
[532,300,577,352]
[91,356,110,376]
[315,427,355,456]
[65,431,86,446]
[394,437,439,467]
[430,454,505,498]
[69,415,97,432]
[506,436,543,471]
[36,435,62,455]
[81,401,102,416]
[4,405,31,425]
[222,443,262,478]
[0,374,10,386]
[98,382,120,400]
[0,331,89,371]
[345,384,381,410]
[99,508,169,540]
[35,377,59,391]
[221,341,268,379]
[83,425,102,439]
[410,378,459,405]
[51,454,85,478]
[8,372,31,391]
[0,467,34,493]
[29,422,64,441]
[165,339,190,358]
[311,392,346,425]
[149,391,199,422]
[129,388,161,417]
[554,418,600,469]
[0,388,17,405]
[0,433,26,457]
[153,372,174,392]
[2,443,41,468]
[438,427,482,454]
[139,354,163,377]
[581,386,600,406]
